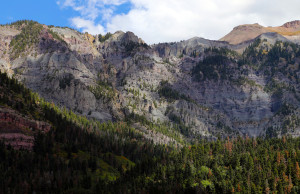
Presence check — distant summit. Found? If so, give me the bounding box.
[220,20,300,44]
[281,20,300,29]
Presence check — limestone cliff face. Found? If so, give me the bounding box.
[1,21,300,140]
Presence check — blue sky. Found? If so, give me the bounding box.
[0,0,300,44]
[0,0,74,27]
[0,0,131,28]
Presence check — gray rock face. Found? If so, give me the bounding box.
[1,22,300,142]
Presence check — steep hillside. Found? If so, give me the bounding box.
[1,20,300,193]
[2,71,300,193]
[0,71,171,193]
[1,20,300,141]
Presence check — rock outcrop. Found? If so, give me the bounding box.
[0,106,51,150]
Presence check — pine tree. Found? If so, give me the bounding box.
[296,162,300,180]
[265,179,270,194]
[288,175,293,193]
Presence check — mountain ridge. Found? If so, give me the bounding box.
[1,20,300,141]
[3,19,300,194]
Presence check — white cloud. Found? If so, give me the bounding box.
[57,0,127,20]
[58,0,300,44]
[71,17,105,34]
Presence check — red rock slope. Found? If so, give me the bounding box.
[0,106,51,150]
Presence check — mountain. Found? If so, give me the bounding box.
[1,20,300,143]
[1,19,300,193]
[1,70,300,193]
[0,70,171,193]
[220,20,300,44]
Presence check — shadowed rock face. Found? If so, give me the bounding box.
[1,21,300,140]
[0,107,51,150]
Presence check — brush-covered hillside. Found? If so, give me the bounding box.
[1,71,300,193]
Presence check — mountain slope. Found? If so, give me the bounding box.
[2,71,300,193]
[2,20,300,193]
[1,20,300,140]
[0,70,171,193]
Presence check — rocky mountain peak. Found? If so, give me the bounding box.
[1,20,300,140]
[232,23,264,31]
[281,20,300,29]
[105,31,145,44]
[221,20,300,45]
[110,30,125,41]
[121,31,145,44]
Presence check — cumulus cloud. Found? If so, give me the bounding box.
[71,17,105,34]
[58,0,300,44]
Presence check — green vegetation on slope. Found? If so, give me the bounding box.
[88,80,116,102]
[110,136,300,193]
[48,28,66,43]
[9,20,43,59]
[0,71,173,193]
[98,32,112,42]
[158,80,194,103]
[192,54,233,81]
[125,112,186,145]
